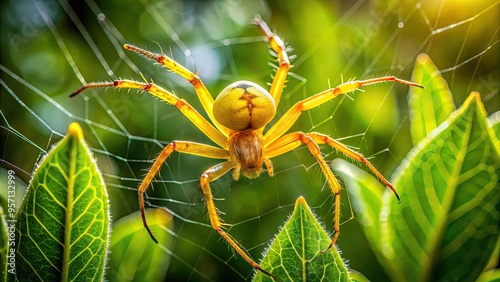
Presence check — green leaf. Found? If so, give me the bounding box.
[484,238,499,273]
[382,92,500,281]
[253,196,351,282]
[476,268,500,282]
[348,269,370,282]
[488,111,500,141]
[107,208,173,282]
[11,122,110,281]
[408,53,455,145]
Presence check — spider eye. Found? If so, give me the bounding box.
[213,81,276,131]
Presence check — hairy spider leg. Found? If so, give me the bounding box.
[265,132,343,251]
[200,161,277,280]
[123,44,229,136]
[70,80,228,149]
[266,131,399,200]
[254,15,291,107]
[136,141,230,242]
[264,76,423,147]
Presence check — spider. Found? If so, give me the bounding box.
[71,15,422,280]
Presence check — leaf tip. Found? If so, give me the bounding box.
[295,196,307,207]
[470,91,481,101]
[67,122,84,140]
[416,53,430,64]
[463,91,483,109]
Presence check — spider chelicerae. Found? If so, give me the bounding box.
[71,15,422,279]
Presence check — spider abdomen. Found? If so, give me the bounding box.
[213,81,276,131]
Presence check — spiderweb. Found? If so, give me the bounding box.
[1,0,498,280]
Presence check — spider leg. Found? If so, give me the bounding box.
[137,141,230,243]
[200,161,276,280]
[267,132,399,200]
[263,76,423,147]
[306,132,400,201]
[70,80,228,149]
[254,15,290,107]
[123,44,229,136]
[266,132,342,251]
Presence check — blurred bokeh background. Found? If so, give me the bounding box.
[1,0,498,281]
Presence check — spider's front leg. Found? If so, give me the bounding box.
[122,44,229,135]
[70,80,228,149]
[254,15,290,107]
[200,162,277,280]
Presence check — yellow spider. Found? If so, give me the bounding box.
[71,16,422,279]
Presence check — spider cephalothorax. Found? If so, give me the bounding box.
[71,15,421,280]
[229,130,270,179]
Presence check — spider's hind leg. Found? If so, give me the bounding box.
[137,141,230,243]
[199,161,277,280]
[265,132,343,251]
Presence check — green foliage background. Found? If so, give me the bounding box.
[1,0,498,281]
